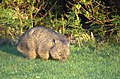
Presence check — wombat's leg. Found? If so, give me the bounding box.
[37,47,49,60]
[37,40,55,60]
[38,51,49,60]
[25,41,37,59]
[27,51,37,59]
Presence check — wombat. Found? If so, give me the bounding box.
[17,26,70,61]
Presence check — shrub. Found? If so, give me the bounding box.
[0,0,48,41]
[0,0,119,46]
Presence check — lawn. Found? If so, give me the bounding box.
[0,44,120,79]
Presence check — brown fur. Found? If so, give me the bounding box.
[17,26,70,61]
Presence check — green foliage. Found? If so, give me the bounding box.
[0,0,48,40]
[0,0,66,42]
[43,6,94,47]
[0,8,19,40]
[43,14,68,34]
[78,32,96,48]
[0,0,120,46]
[59,0,99,46]
[65,0,120,45]
[108,15,120,44]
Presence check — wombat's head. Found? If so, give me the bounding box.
[50,39,70,61]
[17,41,29,55]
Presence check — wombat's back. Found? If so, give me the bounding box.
[26,26,69,45]
[29,26,67,41]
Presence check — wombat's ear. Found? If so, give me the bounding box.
[53,39,62,46]
[53,39,60,45]
[53,39,56,44]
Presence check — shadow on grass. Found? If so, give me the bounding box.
[0,45,25,58]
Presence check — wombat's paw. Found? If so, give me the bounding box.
[27,52,37,59]
[56,54,68,61]
[50,52,61,60]
[38,51,49,60]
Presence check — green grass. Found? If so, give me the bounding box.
[0,44,120,79]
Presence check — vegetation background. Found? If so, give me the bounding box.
[0,0,120,46]
[0,0,120,79]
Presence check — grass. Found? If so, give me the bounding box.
[0,44,120,79]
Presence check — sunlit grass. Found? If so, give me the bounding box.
[0,44,120,79]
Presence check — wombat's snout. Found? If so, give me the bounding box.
[58,51,69,61]
[61,56,68,61]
